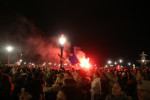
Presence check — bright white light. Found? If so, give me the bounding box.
[119,59,123,63]
[7,46,13,52]
[142,60,145,63]
[20,59,22,62]
[108,60,112,64]
[64,64,67,65]
[43,62,46,66]
[32,63,34,65]
[24,62,26,64]
[121,66,123,68]
[110,65,113,67]
[128,62,131,66]
[54,63,56,66]
[48,62,52,65]
[114,62,117,65]
[59,35,66,45]
[105,65,108,67]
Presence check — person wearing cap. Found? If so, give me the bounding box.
[138,80,150,100]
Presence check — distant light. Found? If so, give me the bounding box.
[54,63,56,66]
[20,59,22,62]
[64,64,67,65]
[119,59,123,63]
[105,65,108,67]
[95,64,97,67]
[121,66,123,68]
[7,46,13,52]
[133,64,135,69]
[32,63,34,65]
[59,34,66,45]
[128,62,131,66]
[110,65,113,67]
[114,62,117,65]
[24,62,26,64]
[43,62,46,66]
[108,60,112,64]
[142,60,145,62]
[48,62,52,65]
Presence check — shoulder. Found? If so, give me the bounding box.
[127,96,132,100]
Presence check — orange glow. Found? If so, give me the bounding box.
[80,58,91,69]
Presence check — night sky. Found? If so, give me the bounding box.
[0,0,150,66]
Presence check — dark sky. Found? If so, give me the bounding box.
[0,0,150,66]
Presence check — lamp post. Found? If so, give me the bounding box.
[6,46,13,67]
[59,34,66,69]
[119,59,123,63]
[119,59,123,67]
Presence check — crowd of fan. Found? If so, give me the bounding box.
[0,65,150,100]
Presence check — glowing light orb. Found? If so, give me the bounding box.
[7,46,13,52]
[80,58,91,69]
[59,34,66,45]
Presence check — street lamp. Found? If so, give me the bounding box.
[108,60,112,64]
[128,62,131,66]
[119,59,123,67]
[114,62,117,65]
[119,59,123,63]
[59,34,66,69]
[6,46,13,66]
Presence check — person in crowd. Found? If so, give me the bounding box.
[56,86,83,100]
[19,91,32,100]
[64,72,72,79]
[73,69,91,100]
[25,78,45,100]
[63,79,76,87]
[91,71,102,100]
[126,71,138,100]
[105,81,132,100]
[102,69,118,94]
[0,74,14,100]
[138,80,150,100]
[52,73,64,93]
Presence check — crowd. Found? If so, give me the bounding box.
[0,65,150,100]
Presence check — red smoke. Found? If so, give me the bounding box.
[26,36,71,64]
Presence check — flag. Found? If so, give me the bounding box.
[16,61,23,66]
[68,54,79,65]
[58,54,70,64]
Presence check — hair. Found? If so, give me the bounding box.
[25,79,44,100]
[94,71,101,77]
[63,79,76,87]
[59,86,83,100]
[22,68,27,73]
[65,72,72,77]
